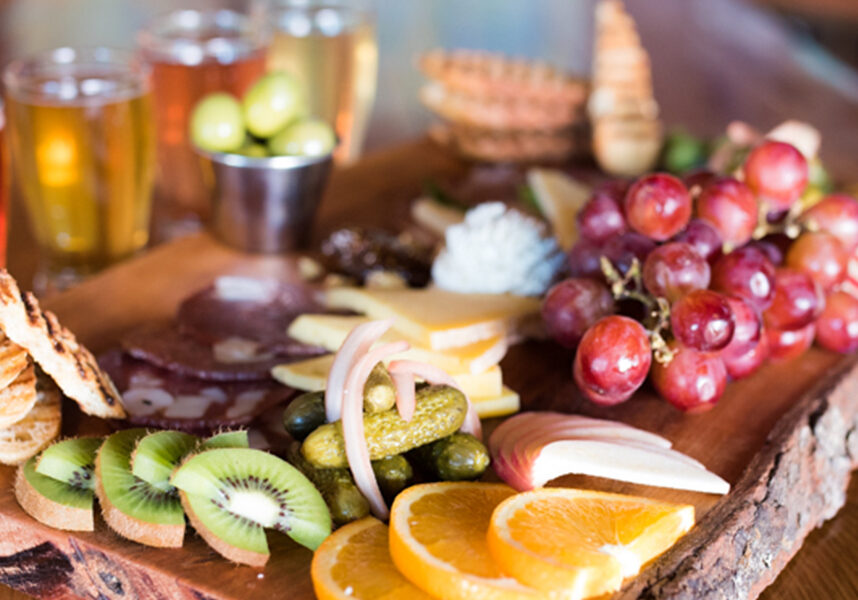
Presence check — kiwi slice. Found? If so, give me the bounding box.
[35,437,103,490]
[131,430,250,490]
[171,448,331,566]
[15,455,94,531]
[95,429,185,548]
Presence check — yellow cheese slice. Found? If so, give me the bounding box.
[323,287,540,350]
[527,168,591,250]
[272,354,503,399]
[473,386,520,419]
[288,314,507,375]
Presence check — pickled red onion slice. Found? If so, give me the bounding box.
[389,369,417,422]
[325,319,393,422]
[342,340,410,520]
[387,359,482,440]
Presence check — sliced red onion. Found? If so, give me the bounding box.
[325,319,393,422]
[389,368,416,422]
[387,359,482,440]
[342,340,410,520]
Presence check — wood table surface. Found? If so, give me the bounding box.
[3,0,858,597]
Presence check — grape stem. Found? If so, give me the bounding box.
[599,257,676,364]
[751,199,803,242]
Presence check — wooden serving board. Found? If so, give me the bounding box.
[0,139,857,600]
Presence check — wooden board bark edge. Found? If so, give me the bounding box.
[618,355,858,600]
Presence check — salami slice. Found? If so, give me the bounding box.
[176,278,325,354]
[99,350,295,432]
[121,324,323,382]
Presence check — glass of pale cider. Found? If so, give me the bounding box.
[258,0,378,164]
[3,47,154,295]
[138,9,268,241]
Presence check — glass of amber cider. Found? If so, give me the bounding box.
[138,9,268,240]
[3,47,155,295]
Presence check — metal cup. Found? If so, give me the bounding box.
[198,150,332,253]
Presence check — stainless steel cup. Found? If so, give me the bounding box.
[198,150,333,253]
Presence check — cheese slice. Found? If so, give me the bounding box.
[288,314,507,374]
[323,287,540,350]
[272,354,503,399]
[473,386,520,419]
[527,168,591,250]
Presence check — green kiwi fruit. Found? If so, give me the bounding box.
[95,429,186,548]
[130,430,250,491]
[15,455,94,531]
[35,437,103,490]
[171,448,331,566]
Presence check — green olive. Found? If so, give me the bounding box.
[242,71,305,138]
[237,142,268,158]
[283,391,326,441]
[268,118,336,157]
[190,93,245,153]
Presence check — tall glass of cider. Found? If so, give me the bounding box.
[3,47,154,294]
[0,101,7,269]
[138,10,268,239]
[260,0,378,163]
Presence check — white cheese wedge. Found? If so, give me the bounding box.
[288,314,507,374]
[323,287,540,350]
[472,386,520,419]
[272,354,503,400]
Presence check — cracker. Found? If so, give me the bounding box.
[0,379,62,466]
[0,334,29,391]
[0,363,38,429]
[0,270,124,418]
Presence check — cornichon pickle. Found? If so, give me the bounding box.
[283,391,326,441]
[363,363,395,413]
[286,443,369,525]
[414,433,490,481]
[371,454,413,502]
[301,385,467,468]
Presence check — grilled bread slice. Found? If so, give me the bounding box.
[0,378,62,465]
[0,363,38,429]
[0,270,124,419]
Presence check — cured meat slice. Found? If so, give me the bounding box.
[121,324,324,382]
[176,278,326,354]
[99,351,294,432]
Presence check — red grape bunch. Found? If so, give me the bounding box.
[542,139,858,413]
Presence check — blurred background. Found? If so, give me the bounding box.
[0,0,856,155]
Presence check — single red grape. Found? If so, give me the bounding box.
[762,268,824,331]
[722,333,769,379]
[577,193,627,242]
[799,194,858,253]
[573,315,652,406]
[743,140,808,210]
[683,169,718,192]
[747,239,784,266]
[696,177,758,247]
[624,173,692,241]
[720,295,762,357]
[815,291,858,353]
[670,289,735,352]
[642,242,710,303]
[650,342,727,412]
[567,239,605,280]
[542,278,615,348]
[785,231,848,292]
[602,232,656,275]
[766,323,815,362]
[672,218,723,263]
[711,246,776,311]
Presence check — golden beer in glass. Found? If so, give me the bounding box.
[4,47,154,293]
[260,0,378,163]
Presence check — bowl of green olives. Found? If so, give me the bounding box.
[191,71,337,252]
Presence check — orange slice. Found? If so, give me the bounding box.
[389,482,542,600]
[311,517,433,600]
[487,488,694,598]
